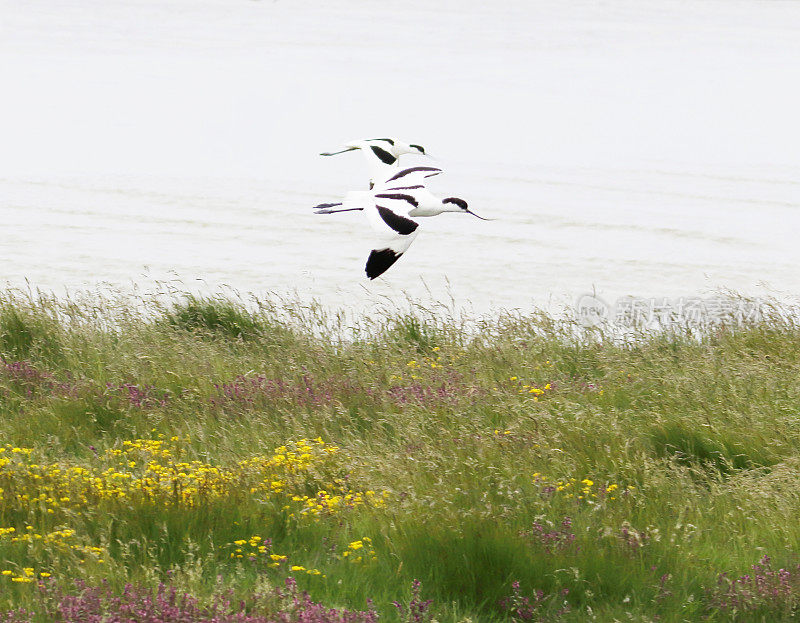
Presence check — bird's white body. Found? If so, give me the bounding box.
[315,165,488,279]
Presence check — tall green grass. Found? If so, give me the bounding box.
[1,290,800,621]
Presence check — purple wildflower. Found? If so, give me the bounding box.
[500,580,570,621]
[1,578,379,622]
[393,579,433,623]
[707,555,800,616]
[520,517,578,554]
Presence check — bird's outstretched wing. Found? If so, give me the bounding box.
[363,202,421,279]
[374,166,442,191]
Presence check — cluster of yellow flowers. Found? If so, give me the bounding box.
[227,533,376,577]
[0,525,105,559]
[1,567,50,584]
[406,352,444,371]
[342,537,376,564]
[489,378,553,401]
[289,488,388,518]
[228,536,324,576]
[0,447,32,495]
[1,436,386,586]
[0,525,105,585]
[240,438,339,475]
[1,438,230,510]
[290,565,323,576]
[532,473,634,502]
[231,535,270,559]
[390,347,463,382]
[507,377,552,400]
[0,436,386,517]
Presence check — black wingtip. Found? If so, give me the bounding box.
[385,166,442,183]
[365,248,402,279]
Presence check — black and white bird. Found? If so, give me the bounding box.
[320,138,428,189]
[314,165,490,279]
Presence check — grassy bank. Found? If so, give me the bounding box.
[1,290,800,621]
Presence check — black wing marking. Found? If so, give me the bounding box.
[371,138,395,145]
[370,145,397,165]
[366,248,402,279]
[385,166,441,182]
[376,205,419,235]
[385,185,424,191]
[374,193,419,207]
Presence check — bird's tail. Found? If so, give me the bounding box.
[342,190,372,210]
[313,191,372,215]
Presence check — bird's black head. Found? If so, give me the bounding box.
[443,197,468,210]
[409,144,426,155]
[443,197,492,220]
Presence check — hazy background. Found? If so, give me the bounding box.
[2,0,800,313]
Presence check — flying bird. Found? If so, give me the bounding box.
[320,138,429,189]
[313,166,490,279]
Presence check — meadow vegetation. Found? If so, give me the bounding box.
[1,289,799,621]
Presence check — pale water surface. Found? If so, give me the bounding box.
[2,0,800,314]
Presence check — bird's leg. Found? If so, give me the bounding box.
[314,207,364,214]
[319,147,358,156]
[312,203,364,215]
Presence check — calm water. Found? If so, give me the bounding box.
[3,0,800,314]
